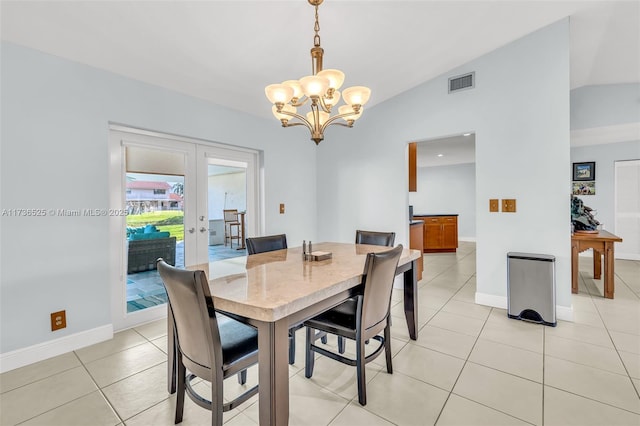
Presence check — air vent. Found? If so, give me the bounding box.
[448,72,475,93]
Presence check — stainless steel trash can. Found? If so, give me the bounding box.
[507,252,556,327]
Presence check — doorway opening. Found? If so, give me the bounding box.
[205,160,248,262]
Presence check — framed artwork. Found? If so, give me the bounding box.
[572,181,595,195]
[573,162,596,181]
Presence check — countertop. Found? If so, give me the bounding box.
[413,214,459,217]
[410,220,424,225]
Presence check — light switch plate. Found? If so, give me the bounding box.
[489,199,499,212]
[502,199,517,213]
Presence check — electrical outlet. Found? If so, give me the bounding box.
[51,310,66,331]
[489,199,499,212]
[279,203,285,214]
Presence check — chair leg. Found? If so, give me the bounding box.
[321,334,328,344]
[338,336,345,354]
[356,338,367,406]
[289,329,296,365]
[305,326,315,378]
[237,369,247,385]
[384,323,393,374]
[175,354,186,423]
[212,374,224,426]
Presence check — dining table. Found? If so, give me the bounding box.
[167,242,421,425]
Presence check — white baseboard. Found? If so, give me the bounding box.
[458,237,476,242]
[0,325,113,373]
[475,292,574,322]
[617,253,640,261]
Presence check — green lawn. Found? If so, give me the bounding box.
[127,211,185,242]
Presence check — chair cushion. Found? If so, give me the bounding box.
[218,315,258,367]
[304,298,358,339]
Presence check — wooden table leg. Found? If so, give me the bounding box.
[403,259,418,340]
[256,318,290,426]
[604,242,615,299]
[593,249,602,280]
[571,239,579,294]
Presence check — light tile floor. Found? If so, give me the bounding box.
[2,242,639,425]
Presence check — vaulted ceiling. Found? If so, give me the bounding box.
[2,1,638,121]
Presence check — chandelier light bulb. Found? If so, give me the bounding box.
[338,105,363,121]
[317,69,345,91]
[299,75,330,98]
[324,90,341,107]
[282,80,303,100]
[272,104,297,121]
[342,86,371,107]
[265,84,295,105]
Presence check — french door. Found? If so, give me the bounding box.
[108,127,261,330]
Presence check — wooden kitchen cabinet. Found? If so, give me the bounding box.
[408,142,417,192]
[414,215,458,253]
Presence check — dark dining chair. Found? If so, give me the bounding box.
[245,234,303,365]
[303,245,403,406]
[331,229,395,353]
[245,234,287,255]
[355,230,396,247]
[157,259,258,426]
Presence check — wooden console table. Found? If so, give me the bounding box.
[571,230,623,299]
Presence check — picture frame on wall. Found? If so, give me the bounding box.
[572,181,596,195]
[573,162,596,181]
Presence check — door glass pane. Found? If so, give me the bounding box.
[207,162,247,262]
[125,172,184,313]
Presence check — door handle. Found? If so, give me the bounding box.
[188,228,195,234]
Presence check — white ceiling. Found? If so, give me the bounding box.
[1,1,638,122]
[417,134,476,168]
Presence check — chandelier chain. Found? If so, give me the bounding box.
[313,4,321,47]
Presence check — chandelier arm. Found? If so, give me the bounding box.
[320,110,360,132]
[290,96,310,108]
[317,96,334,114]
[277,109,314,132]
[327,122,352,128]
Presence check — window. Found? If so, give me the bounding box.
[154,189,166,195]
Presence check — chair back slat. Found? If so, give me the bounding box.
[246,234,287,255]
[355,230,396,247]
[361,245,403,332]
[223,209,238,223]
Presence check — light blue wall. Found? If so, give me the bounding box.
[571,83,640,130]
[409,163,476,240]
[571,141,640,232]
[316,20,571,308]
[0,42,317,353]
[569,81,640,246]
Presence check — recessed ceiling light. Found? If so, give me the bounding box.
[463,133,471,136]
[437,154,444,157]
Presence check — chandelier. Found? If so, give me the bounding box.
[264,0,371,145]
